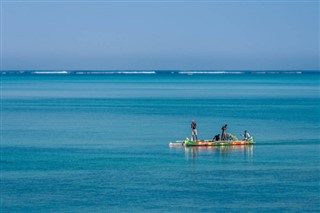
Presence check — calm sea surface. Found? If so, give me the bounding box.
[1,73,320,212]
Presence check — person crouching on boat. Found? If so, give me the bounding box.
[243,130,251,141]
[221,124,227,141]
[191,120,198,141]
[213,134,220,141]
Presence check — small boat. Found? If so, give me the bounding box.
[169,138,254,147]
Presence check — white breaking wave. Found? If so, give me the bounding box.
[82,72,115,74]
[116,71,156,74]
[282,72,302,74]
[74,71,156,75]
[178,71,244,75]
[33,71,69,74]
[252,71,303,74]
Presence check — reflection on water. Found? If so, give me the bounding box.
[171,145,254,160]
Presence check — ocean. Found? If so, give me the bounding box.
[1,71,320,212]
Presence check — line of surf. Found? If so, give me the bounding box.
[0,70,316,75]
[178,71,245,75]
[32,71,69,74]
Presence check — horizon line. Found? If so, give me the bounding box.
[1,69,320,71]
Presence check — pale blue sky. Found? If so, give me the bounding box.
[1,1,319,70]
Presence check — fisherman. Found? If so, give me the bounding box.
[221,124,227,141]
[191,120,198,141]
[243,130,251,141]
[213,134,220,141]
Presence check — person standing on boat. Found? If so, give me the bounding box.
[221,124,227,140]
[191,120,198,141]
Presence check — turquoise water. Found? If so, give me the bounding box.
[1,73,320,212]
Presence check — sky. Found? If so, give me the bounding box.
[1,0,319,70]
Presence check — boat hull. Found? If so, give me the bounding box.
[184,140,254,146]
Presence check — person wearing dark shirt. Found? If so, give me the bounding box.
[191,120,198,141]
[221,124,227,141]
[213,134,220,141]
